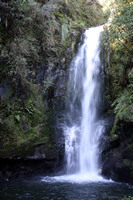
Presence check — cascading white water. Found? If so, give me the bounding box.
[64,26,104,179]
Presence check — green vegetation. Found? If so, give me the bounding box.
[101,0,133,139]
[121,197,133,200]
[0,0,102,157]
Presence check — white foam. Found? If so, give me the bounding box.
[42,174,113,184]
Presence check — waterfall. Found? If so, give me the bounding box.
[64,26,104,179]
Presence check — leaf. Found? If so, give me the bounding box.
[15,114,20,122]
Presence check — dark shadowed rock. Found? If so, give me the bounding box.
[101,121,133,184]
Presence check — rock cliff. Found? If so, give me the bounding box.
[0,0,102,180]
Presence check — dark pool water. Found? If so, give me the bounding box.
[0,176,133,200]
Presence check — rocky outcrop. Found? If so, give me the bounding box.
[0,158,58,181]
[0,141,65,181]
[101,8,133,184]
[101,121,133,184]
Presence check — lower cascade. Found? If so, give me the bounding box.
[64,25,104,181]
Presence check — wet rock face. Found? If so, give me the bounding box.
[0,159,57,181]
[101,121,133,184]
[102,147,132,183]
[0,142,65,181]
[35,62,47,85]
[27,144,46,160]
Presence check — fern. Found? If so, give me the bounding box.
[61,24,69,41]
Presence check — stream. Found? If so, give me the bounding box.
[0,177,133,200]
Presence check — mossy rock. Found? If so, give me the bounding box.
[0,0,102,161]
[123,159,131,167]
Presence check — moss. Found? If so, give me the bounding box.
[123,159,131,167]
[0,0,102,158]
[0,91,54,157]
[0,115,56,158]
[128,143,133,149]
[121,197,133,200]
